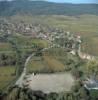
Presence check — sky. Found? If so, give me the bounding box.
[0,0,98,4]
[47,0,98,4]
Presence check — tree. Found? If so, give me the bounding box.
[86,60,98,76]
[79,87,89,100]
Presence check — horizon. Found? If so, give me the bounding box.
[0,0,98,4]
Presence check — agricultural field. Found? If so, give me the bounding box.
[27,54,66,73]
[43,56,65,72]
[27,48,66,73]
[27,56,46,73]
[27,47,82,73]
[9,35,48,49]
[0,42,12,51]
[0,66,16,90]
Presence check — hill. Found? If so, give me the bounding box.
[0,0,98,16]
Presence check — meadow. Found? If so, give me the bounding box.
[0,66,16,90]
[27,47,80,73]
[10,35,48,49]
[27,50,66,73]
[0,42,12,51]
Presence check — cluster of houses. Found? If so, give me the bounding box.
[49,30,82,54]
[48,30,95,61]
[0,19,50,39]
[84,77,98,90]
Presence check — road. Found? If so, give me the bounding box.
[15,53,35,87]
[15,43,73,88]
[15,47,50,87]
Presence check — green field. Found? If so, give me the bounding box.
[0,35,49,90]
[0,42,12,51]
[9,35,48,49]
[0,66,16,90]
[27,56,45,73]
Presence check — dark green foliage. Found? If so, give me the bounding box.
[90,90,98,100]
[2,86,91,100]
[0,53,17,66]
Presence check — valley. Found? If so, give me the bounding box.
[0,0,98,100]
[0,15,98,99]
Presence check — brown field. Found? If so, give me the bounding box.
[43,56,65,72]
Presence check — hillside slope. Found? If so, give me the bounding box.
[0,0,98,16]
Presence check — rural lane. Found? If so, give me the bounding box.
[15,53,35,87]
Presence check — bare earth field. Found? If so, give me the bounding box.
[26,73,75,93]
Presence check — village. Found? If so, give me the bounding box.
[0,19,98,94]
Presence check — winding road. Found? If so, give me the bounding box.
[15,53,35,87]
[15,47,51,87]
[15,46,75,93]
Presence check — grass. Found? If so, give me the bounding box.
[31,39,48,48]
[0,66,16,90]
[43,56,65,72]
[27,56,46,73]
[27,54,66,73]
[90,90,98,99]
[43,47,81,70]
[0,42,12,51]
[27,48,71,73]
[27,47,80,73]
[10,35,49,49]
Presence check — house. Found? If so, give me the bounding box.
[84,78,98,90]
[70,50,76,55]
[37,33,47,39]
[79,52,95,60]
